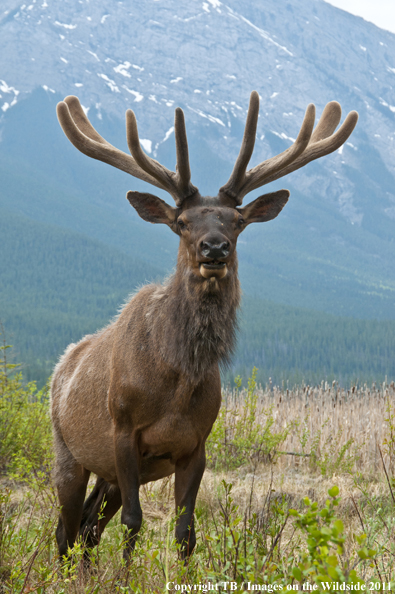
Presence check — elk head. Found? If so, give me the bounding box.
[57,92,358,282]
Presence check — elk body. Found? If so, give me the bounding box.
[51,91,358,561]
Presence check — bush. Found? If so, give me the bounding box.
[207,368,295,470]
[0,331,52,482]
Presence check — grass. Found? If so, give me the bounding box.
[1,341,395,591]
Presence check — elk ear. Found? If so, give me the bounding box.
[127,191,177,225]
[238,189,290,224]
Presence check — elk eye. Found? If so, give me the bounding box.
[238,217,245,227]
[177,219,186,230]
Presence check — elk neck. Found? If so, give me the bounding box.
[147,242,241,384]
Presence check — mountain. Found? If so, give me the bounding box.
[1,0,395,382]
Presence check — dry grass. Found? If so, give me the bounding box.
[220,380,395,476]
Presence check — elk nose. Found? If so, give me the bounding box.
[200,241,230,259]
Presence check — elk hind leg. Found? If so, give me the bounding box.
[53,430,90,558]
[79,477,122,563]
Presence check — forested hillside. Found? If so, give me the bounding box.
[233,297,395,387]
[0,208,161,383]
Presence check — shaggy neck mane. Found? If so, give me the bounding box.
[148,253,241,383]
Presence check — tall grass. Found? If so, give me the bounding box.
[214,370,395,477]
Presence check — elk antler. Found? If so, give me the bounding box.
[220,91,359,205]
[56,96,198,205]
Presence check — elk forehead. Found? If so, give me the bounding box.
[178,205,240,232]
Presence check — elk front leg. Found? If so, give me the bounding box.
[174,445,206,559]
[114,430,142,561]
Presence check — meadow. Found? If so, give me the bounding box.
[1,338,395,592]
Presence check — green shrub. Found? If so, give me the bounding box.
[290,486,376,586]
[0,333,52,482]
[207,368,295,470]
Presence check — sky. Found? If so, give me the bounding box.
[324,0,395,34]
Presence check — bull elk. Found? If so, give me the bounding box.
[51,91,358,562]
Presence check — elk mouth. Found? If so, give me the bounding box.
[202,261,226,270]
[199,261,228,279]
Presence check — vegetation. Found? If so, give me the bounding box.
[1,340,395,591]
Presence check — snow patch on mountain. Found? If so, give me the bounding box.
[187,105,225,127]
[55,21,77,29]
[122,87,142,102]
[98,73,119,93]
[140,139,152,153]
[114,62,132,78]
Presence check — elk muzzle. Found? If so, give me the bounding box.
[199,240,230,279]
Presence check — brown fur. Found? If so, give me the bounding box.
[147,252,240,381]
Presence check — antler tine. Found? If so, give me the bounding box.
[310,101,341,143]
[222,91,260,199]
[64,96,108,144]
[126,109,174,194]
[174,107,193,196]
[57,98,162,189]
[126,109,198,206]
[241,103,316,197]
[249,108,359,189]
[221,93,316,204]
